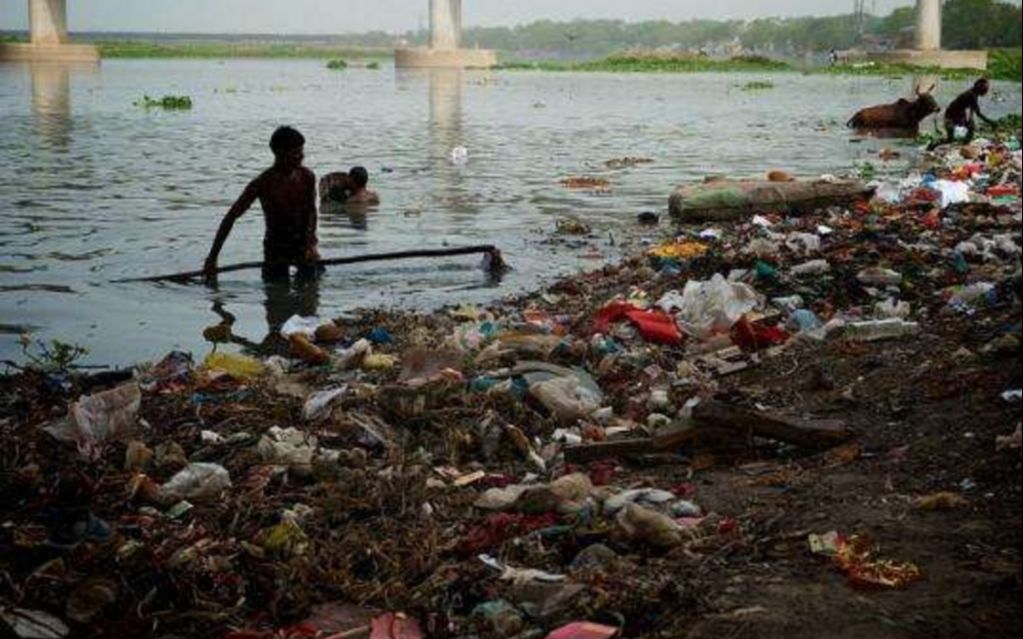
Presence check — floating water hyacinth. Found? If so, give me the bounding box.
[134,95,193,110]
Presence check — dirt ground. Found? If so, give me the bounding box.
[2,142,1022,638]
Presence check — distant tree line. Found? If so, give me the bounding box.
[450,0,1022,56]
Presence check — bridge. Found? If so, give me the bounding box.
[395,0,497,68]
[866,0,987,70]
[0,0,99,62]
[0,0,985,70]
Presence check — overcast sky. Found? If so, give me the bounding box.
[1,0,929,34]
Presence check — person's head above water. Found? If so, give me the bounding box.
[973,78,990,95]
[348,166,369,189]
[270,126,305,168]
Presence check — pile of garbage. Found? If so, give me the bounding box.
[1,134,1020,639]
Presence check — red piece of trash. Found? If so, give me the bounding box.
[545,622,619,639]
[370,613,423,639]
[731,316,789,351]
[594,301,684,346]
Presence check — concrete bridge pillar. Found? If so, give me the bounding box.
[430,0,461,51]
[395,0,495,68]
[0,0,99,62]
[29,0,69,45]
[915,0,942,52]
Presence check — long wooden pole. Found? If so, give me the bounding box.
[112,245,505,284]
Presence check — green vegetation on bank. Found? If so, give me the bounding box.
[499,50,1018,82]
[96,40,390,60]
[823,48,1021,82]
[498,54,791,73]
[989,48,1023,82]
[325,59,348,70]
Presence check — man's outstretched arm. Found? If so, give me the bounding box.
[204,180,260,279]
[975,103,996,126]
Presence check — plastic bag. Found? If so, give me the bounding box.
[302,387,345,422]
[280,315,333,340]
[159,463,231,502]
[843,319,920,342]
[791,259,831,276]
[530,376,602,423]
[933,179,971,209]
[785,232,821,256]
[875,299,911,320]
[615,503,683,547]
[857,267,903,287]
[546,622,619,639]
[603,488,677,515]
[257,426,318,468]
[203,352,265,378]
[594,302,684,346]
[0,608,69,639]
[668,274,761,339]
[43,383,140,459]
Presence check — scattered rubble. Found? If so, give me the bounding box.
[2,133,1021,638]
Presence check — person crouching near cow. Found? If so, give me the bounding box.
[942,78,995,145]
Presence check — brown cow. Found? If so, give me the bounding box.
[847,85,941,136]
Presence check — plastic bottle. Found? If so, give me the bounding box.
[857,267,903,287]
[844,319,920,342]
[791,259,831,276]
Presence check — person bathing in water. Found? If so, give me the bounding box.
[346,166,380,206]
[204,126,320,282]
[318,166,380,207]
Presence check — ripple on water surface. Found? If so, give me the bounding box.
[1,59,1020,365]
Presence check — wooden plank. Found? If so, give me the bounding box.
[564,439,653,463]
[692,400,850,449]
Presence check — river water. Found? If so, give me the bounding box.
[1,59,1019,367]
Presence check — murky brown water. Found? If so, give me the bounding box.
[1,59,1019,366]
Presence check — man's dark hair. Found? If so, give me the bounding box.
[349,166,369,188]
[974,78,990,91]
[270,126,305,154]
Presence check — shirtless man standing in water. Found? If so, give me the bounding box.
[204,126,320,282]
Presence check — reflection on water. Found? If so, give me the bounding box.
[30,62,72,146]
[1,59,1019,366]
[26,61,98,149]
[210,277,321,357]
[320,199,370,231]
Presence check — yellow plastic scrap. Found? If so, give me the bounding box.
[449,304,487,322]
[361,353,398,372]
[202,352,265,379]
[810,531,923,590]
[263,520,309,558]
[647,240,709,260]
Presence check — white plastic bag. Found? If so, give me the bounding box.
[43,383,141,459]
[159,463,231,502]
[280,315,332,340]
[529,376,602,423]
[302,387,345,422]
[668,274,761,339]
[933,179,971,209]
[257,426,318,467]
